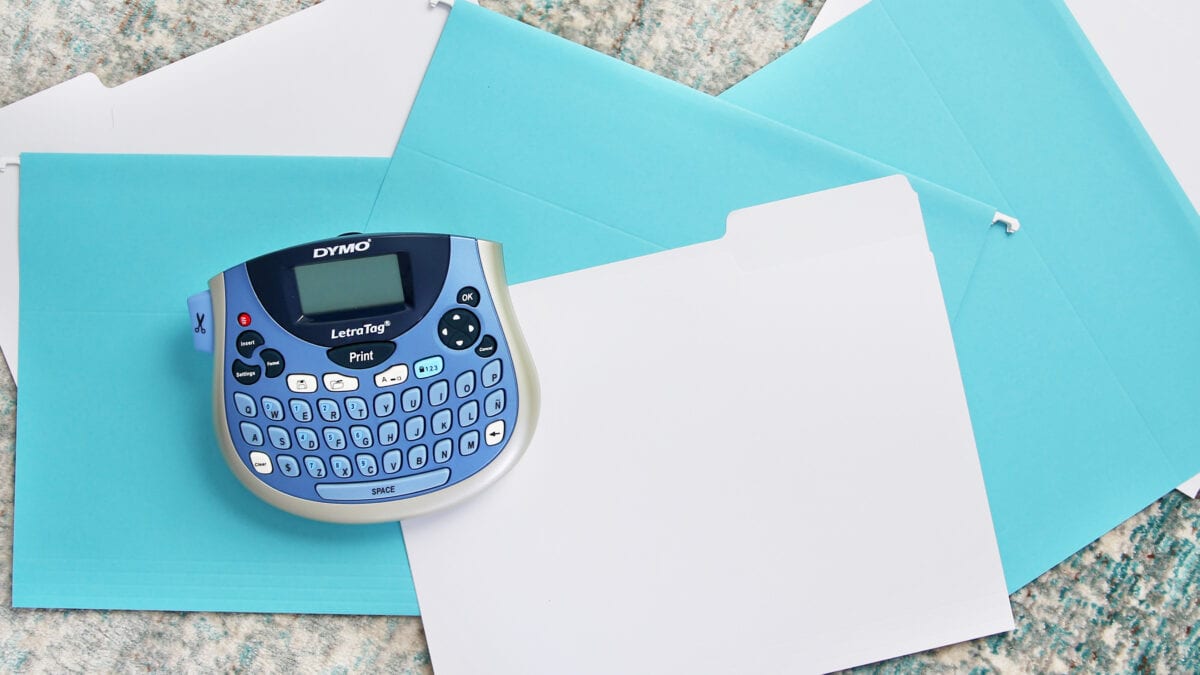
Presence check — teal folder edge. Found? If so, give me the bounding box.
[721,0,1200,589]
[371,1,1200,593]
[13,155,425,614]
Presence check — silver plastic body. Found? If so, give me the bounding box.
[209,239,540,523]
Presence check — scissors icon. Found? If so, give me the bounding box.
[194,313,207,335]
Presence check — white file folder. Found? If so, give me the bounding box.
[401,177,1014,674]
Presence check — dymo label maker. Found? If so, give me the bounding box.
[188,233,538,523]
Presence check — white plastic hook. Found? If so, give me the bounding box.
[993,211,1021,234]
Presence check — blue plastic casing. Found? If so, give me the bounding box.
[202,233,535,522]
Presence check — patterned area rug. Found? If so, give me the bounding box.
[2,1,1199,672]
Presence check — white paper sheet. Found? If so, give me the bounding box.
[0,0,454,382]
[402,177,1014,674]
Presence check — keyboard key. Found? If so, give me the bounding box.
[374,392,396,417]
[261,397,285,421]
[287,373,318,393]
[401,387,422,412]
[350,425,374,449]
[457,286,480,307]
[330,455,353,479]
[407,445,428,470]
[414,355,444,379]
[434,438,453,463]
[378,421,399,446]
[458,401,479,428]
[485,389,506,417]
[304,456,327,479]
[232,360,261,386]
[315,469,451,501]
[239,422,264,446]
[277,454,301,477]
[482,359,503,387]
[432,409,453,435]
[429,380,449,407]
[345,397,369,420]
[260,349,286,379]
[322,343,396,373]
[323,427,347,451]
[295,428,320,451]
[485,420,505,446]
[234,393,257,417]
[374,364,409,388]
[475,335,498,358]
[459,430,480,456]
[323,372,359,393]
[382,449,403,474]
[438,309,481,350]
[289,399,313,423]
[248,451,272,474]
[267,426,292,450]
[235,330,264,358]
[356,453,379,478]
[317,398,341,422]
[405,416,426,442]
[455,371,476,398]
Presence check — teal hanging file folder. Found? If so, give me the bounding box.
[722,0,1200,589]
[14,156,424,614]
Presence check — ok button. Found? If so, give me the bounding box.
[327,342,397,369]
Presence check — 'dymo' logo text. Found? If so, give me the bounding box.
[313,239,371,259]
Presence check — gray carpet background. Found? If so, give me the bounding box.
[2,1,1200,672]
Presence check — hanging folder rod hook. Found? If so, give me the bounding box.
[993,212,1020,234]
[0,157,19,173]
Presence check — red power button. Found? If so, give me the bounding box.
[237,313,252,327]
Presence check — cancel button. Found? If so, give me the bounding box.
[327,342,397,370]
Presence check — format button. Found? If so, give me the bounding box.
[236,330,264,358]
[327,342,397,370]
[260,349,285,378]
[323,372,360,392]
[232,360,261,386]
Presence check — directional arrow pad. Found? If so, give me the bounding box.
[437,308,482,351]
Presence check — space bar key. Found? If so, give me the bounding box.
[315,469,451,501]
